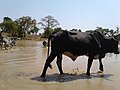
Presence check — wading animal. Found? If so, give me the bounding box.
[41,30,119,77]
[0,37,16,50]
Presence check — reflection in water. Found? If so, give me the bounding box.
[0,40,120,90]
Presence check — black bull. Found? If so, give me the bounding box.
[41,30,119,77]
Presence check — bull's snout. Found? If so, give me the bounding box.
[114,52,119,54]
[114,50,119,54]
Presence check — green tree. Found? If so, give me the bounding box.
[16,16,38,37]
[0,17,20,37]
[54,27,62,33]
[86,27,120,37]
[0,17,13,33]
[70,29,81,32]
[30,26,39,35]
[43,27,53,37]
[95,27,109,35]
[14,21,24,37]
[39,15,59,37]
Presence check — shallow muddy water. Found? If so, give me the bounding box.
[0,40,120,90]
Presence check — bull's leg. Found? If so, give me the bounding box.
[86,55,94,76]
[56,54,64,74]
[41,53,56,77]
[99,58,104,72]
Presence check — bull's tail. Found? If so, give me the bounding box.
[47,34,53,69]
[47,35,52,57]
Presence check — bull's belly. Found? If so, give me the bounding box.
[63,52,79,61]
[63,52,102,61]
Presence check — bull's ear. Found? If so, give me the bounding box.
[91,32,102,48]
[114,34,119,40]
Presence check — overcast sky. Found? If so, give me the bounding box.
[0,0,120,31]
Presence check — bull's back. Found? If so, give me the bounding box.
[51,31,96,55]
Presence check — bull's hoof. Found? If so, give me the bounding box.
[97,71,104,77]
[40,74,46,78]
[60,72,64,75]
[86,72,90,76]
[97,71,103,73]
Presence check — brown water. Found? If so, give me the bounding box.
[0,40,120,90]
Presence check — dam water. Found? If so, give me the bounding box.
[0,40,120,90]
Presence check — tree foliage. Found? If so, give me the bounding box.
[16,16,39,36]
[0,16,120,40]
[29,26,39,35]
[39,15,59,37]
[70,29,81,32]
[0,17,20,37]
[86,26,119,37]
[0,16,40,38]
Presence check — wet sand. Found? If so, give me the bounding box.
[0,40,120,90]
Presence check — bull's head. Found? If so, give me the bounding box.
[109,37,119,54]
